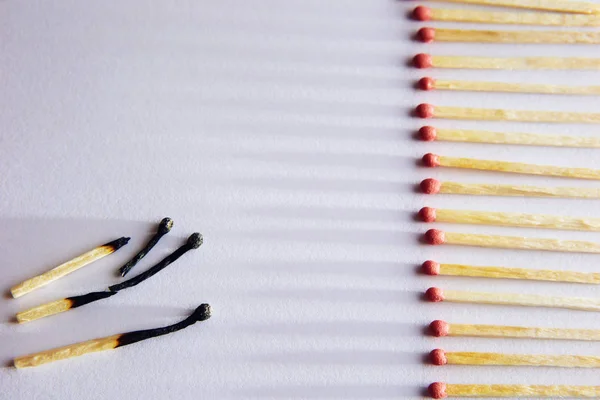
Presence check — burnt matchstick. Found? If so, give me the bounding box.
[424,0,600,14]
[13,303,211,368]
[429,320,600,341]
[417,27,600,44]
[428,382,600,399]
[119,217,173,277]
[10,237,130,298]
[413,53,600,70]
[16,233,203,323]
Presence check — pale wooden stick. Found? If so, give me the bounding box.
[10,237,129,298]
[16,299,73,323]
[429,382,600,398]
[426,228,600,253]
[418,27,600,44]
[423,153,600,179]
[422,261,600,284]
[432,0,600,14]
[414,54,600,70]
[426,287,600,311]
[420,77,600,95]
[429,320,600,341]
[421,179,600,199]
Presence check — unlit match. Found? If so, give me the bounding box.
[423,153,600,180]
[13,304,211,368]
[417,27,600,44]
[429,382,600,399]
[413,6,600,26]
[430,348,600,368]
[419,207,600,231]
[426,287,600,311]
[418,77,600,95]
[425,229,600,253]
[429,320,600,341]
[10,237,130,298]
[416,104,600,124]
[428,0,600,14]
[420,178,600,199]
[418,126,600,148]
[422,260,600,284]
[413,53,600,70]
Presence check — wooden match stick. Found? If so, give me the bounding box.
[417,27,600,44]
[13,304,211,368]
[425,229,600,253]
[413,53,600,70]
[422,260,600,284]
[16,233,203,323]
[419,207,600,231]
[119,217,173,277]
[418,126,600,148]
[429,348,600,368]
[423,153,600,180]
[429,320,600,341]
[416,104,600,123]
[427,0,600,14]
[412,6,600,26]
[428,382,600,399]
[418,77,600,95]
[420,178,600,199]
[10,237,130,299]
[426,287,600,311]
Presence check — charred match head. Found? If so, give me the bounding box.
[158,217,174,234]
[105,237,131,251]
[191,303,212,322]
[187,233,203,249]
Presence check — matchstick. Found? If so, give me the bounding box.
[428,382,600,399]
[419,207,600,231]
[417,27,600,44]
[425,229,600,253]
[429,348,600,368]
[422,260,600,284]
[412,6,600,26]
[418,126,600,147]
[13,304,211,368]
[10,237,130,299]
[423,153,600,180]
[426,287,600,311]
[424,0,600,14]
[416,104,600,123]
[413,53,600,70]
[418,77,600,95]
[428,320,600,341]
[16,233,203,323]
[119,217,173,277]
[420,178,600,199]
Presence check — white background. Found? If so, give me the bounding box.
[1,1,600,399]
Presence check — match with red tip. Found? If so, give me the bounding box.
[425,287,445,302]
[422,153,440,168]
[419,126,437,141]
[412,6,432,22]
[428,382,447,399]
[418,27,436,43]
[419,207,437,223]
[429,320,450,337]
[418,77,436,91]
[422,260,440,276]
[425,229,445,245]
[413,53,433,69]
[420,178,441,194]
[416,103,435,119]
[430,348,448,365]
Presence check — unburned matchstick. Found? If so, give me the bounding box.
[429,320,600,341]
[429,348,600,368]
[424,0,600,14]
[412,6,600,26]
[426,287,600,311]
[119,217,173,277]
[423,153,600,180]
[428,382,600,399]
[418,77,600,95]
[13,303,211,368]
[417,27,600,44]
[421,178,600,199]
[416,104,600,123]
[413,53,600,70]
[16,233,203,323]
[422,260,600,284]
[418,126,600,147]
[10,237,130,299]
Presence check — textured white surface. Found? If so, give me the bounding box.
[1,1,600,399]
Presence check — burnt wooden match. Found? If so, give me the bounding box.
[14,304,211,368]
[119,217,174,277]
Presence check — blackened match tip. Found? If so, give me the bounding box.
[188,233,203,249]
[159,217,174,233]
[192,303,212,321]
[107,237,130,250]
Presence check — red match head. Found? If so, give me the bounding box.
[428,382,447,399]
[412,6,432,21]
[420,178,441,194]
[430,349,447,365]
[422,260,440,275]
[418,27,436,43]
[418,77,435,91]
[413,53,432,69]
[419,207,437,223]
[416,103,434,118]
[425,229,445,245]
[429,320,449,337]
[419,126,437,141]
[422,153,440,167]
[425,287,445,302]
